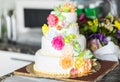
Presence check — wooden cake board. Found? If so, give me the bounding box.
[13,60,118,82]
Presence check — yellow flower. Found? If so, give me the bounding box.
[87,21,93,26]
[93,18,98,25]
[68,34,76,39]
[42,24,50,35]
[64,38,71,43]
[74,57,84,69]
[114,20,120,30]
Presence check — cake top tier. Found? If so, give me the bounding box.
[53,3,76,12]
[42,2,79,39]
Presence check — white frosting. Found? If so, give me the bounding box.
[51,11,77,23]
[34,50,72,74]
[76,35,86,51]
[45,24,79,39]
[65,23,79,36]
[61,12,77,23]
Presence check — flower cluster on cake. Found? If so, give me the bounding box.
[78,13,120,61]
[34,3,99,78]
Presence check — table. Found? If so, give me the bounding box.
[98,60,120,82]
[0,51,120,82]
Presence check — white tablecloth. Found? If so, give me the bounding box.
[0,50,34,77]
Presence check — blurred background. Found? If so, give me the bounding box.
[0,0,119,55]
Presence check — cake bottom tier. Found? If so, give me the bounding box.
[34,50,72,77]
[34,50,99,78]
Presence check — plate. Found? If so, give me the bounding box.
[14,60,118,82]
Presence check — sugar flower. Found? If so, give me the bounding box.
[79,59,93,74]
[62,45,73,57]
[51,35,65,50]
[64,34,76,43]
[62,21,66,27]
[74,57,84,69]
[64,34,81,53]
[56,25,62,30]
[54,3,76,12]
[42,24,50,35]
[72,40,81,53]
[60,55,73,69]
[47,14,58,27]
[70,68,78,78]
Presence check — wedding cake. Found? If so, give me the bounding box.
[34,3,98,78]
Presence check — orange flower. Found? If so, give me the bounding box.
[70,7,76,12]
[65,3,76,12]
[79,59,93,74]
[60,55,73,69]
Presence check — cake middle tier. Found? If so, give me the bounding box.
[41,34,86,57]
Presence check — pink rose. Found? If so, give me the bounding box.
[51,35,65,50]
[47,14,58,27]
[70,68,78,78]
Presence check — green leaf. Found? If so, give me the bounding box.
[85,50,93,58]
[93,58,97,62]
[78,52,84,58]
[93,58,97,66]
[64,37,71,43]
[93,62,97,66]
[90,25,98,33]
[59,15,66,21]
[55,11,61,16]
[83,25,89,31]
[54,7,59,12]
[73,41,81,53]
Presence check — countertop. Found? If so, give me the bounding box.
[0,41,40,55]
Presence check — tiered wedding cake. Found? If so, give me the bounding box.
[34,3,98,78]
